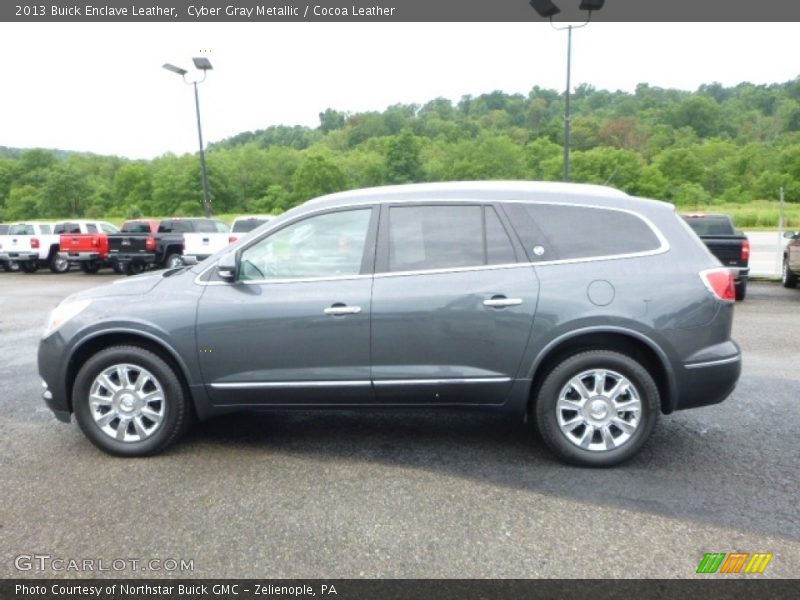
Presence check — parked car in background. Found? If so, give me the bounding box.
[107,219,161,275]
[782,230,800,288]
[228,215,274,244]
[0,222,68,273]
[681,213,750,300]
[38,182,741,467]
[56,221,120,273]
[107,217,229,275]
[182,219,231,263]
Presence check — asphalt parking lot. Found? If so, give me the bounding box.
[0,271,798,578]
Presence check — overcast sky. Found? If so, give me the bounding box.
[0,22,798,159]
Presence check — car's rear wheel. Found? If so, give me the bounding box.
[3,261,20,272]
[20,260,39,273]
[80,261,101,274]
[125,262,145,276]
[735,279,747,301]
[782,258,798,288]
[111,262,125,274]
[48,253,70,273]
[72,346,191,456]
[535,350,659,467]
[165,253,183,269]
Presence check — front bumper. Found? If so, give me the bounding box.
[38,332,72,421]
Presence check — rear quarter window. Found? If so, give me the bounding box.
[504,203,662,262]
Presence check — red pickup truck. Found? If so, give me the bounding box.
[57,220,120,273]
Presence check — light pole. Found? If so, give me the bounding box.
[529,1,604,182]
[163,57,214,217]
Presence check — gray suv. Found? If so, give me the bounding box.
[38,182,741,466]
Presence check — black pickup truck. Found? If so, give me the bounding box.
[108,218,225,275]
[682,213,750,301]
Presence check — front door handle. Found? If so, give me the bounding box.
[483,296,523,308]
[324,304,362,316]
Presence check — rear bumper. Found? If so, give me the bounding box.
[59,251,102,262]
[110,253,156,265]
[729,266,749,283]
[674,342,742,411]
[0,251,38,262]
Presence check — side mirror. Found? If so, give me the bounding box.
[216,253,238,282]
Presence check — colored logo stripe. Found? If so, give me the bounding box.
[697,552,773,574]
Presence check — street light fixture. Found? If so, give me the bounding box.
[163,57,214,217]
[529,1,604,182]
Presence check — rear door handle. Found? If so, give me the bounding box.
[483,296,523,308]
[324,304,362,316]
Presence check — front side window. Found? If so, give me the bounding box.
[100,223,119,234]
[39,224,52,234]
[86,223,98,233]
[238,209,372,281]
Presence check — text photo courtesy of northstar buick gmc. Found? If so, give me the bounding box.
[37,181,742,467]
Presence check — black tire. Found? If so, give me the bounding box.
[4,261,20,272]
[164,253,183,269]
[735,279,747,301]
[534,350,659,467]
[20,260,39,273]
[72,345,191,457]
[125,262,145,276]
[48,253,70,273]
[111,262,125,274]
[782,258,798,289]
[79,261,101,274]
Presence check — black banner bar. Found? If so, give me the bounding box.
[2,579,798,600]
[3,0,800,22]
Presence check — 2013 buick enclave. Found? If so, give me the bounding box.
[38,182,741,466]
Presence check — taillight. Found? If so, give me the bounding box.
[31,238,40,249]
[700,268,735,302]
[741,239,750,262]
[146,236,156,251]
[228,235,238,244]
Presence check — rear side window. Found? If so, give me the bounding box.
[504,203,661,262]
[386,205,518,272]
[86,223,98,233]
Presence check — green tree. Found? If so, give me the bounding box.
[386,130,424,183]
[292,153,349,203]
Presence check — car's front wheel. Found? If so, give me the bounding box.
[535,350,659,467]
[72,345,191,456]
[782,258,798,288]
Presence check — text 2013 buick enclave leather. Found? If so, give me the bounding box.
[38,182,741,466]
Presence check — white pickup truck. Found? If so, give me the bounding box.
[182,220,231,263]
[0,222,69,273]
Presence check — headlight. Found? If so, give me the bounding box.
[43,298,93,337]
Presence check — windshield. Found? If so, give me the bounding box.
[683,216,735,236]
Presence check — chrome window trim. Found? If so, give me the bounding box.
[195,197,670,286]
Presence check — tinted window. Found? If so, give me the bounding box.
[232,218,269,233]
[9,224,34,235]
[122,221,154,233]
[485,207,517,265]
[239,209,371,281]
[504,203,661,261]
[389,205,483,272]
[682,216,735,236]
[86,223,98,233]
[55,223,81,234]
